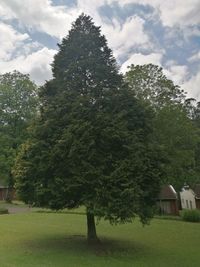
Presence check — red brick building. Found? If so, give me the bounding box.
[157,185,179,215]
[0,185,8,201]
[0,185,16,201]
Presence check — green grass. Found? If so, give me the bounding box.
[0,200,27,209]
[0,207,8,214]
[0,211,199,267]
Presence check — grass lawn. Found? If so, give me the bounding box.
[0,210,199,267]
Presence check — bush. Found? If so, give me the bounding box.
[0,208,9,214]
[180,209,200,222]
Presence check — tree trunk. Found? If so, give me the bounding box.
[86,209,99,244]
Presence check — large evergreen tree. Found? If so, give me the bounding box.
[14,15,162,243]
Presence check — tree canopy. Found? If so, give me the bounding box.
[125,64,200,189]
[0,71,38,192]
[125,64,186,109]
[14,14,162,242]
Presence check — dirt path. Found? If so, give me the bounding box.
[8,206,32,214]
[0,202,33,214]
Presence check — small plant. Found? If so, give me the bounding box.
[0,208,9,215]
[180,209,200,222]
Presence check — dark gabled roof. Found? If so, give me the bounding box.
[193,184,200,199]
[158,185,177,200]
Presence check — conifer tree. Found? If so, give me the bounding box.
[14,15,162,243]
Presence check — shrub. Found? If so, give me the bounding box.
[180,209,200,222]
[0,208,9,214]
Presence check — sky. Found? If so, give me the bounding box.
[0,0,200,100]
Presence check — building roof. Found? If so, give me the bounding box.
[0,179,7,188]
[0,180,8,189]
[0,183,8,189]
[193,184,200,199]
[158,185,177,200]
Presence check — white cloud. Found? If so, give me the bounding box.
[188,51,200,62]
[182,71,200,101]
[76,0,103,19]
[0,19,54,85]
[114,0,200,29]
[0,1,151,55]
[154,1,200,28]
[0,22,29,60]
[163,65,189,85]
[1,0,199,39]
[0,2,14,19]
[121,52,163,73]
[0,0,79,39]
[102,16,150,58]
[0,48,56,85]
[163,64,200,101]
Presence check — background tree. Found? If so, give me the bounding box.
[14,15,162,243]
[0,71,38,199]
[125,64,199,189]
[184,99,200,183]
[194,102,200,180]
[125,64,186,109]
[153,105,198,188]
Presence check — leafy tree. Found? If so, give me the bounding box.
[14,15,162,243]
[153,105,198,188]
[125,64,186,109]
[194,103,200,180]
[0,71,38,197]
[125,64,199,189]
[184,99,200,182]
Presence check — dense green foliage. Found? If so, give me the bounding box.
[185,99,200,180]
[14,15,162,239]
[125,64,200,189]
[180,209,200,222]
[0,71,38,190]
[124,64,185,109]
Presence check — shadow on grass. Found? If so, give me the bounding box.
[23,234,148,258]
[35,210,86,215]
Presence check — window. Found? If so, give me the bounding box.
[190,200,193,209]
[186,200,189,209]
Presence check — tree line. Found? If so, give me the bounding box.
[0,14,200,242]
